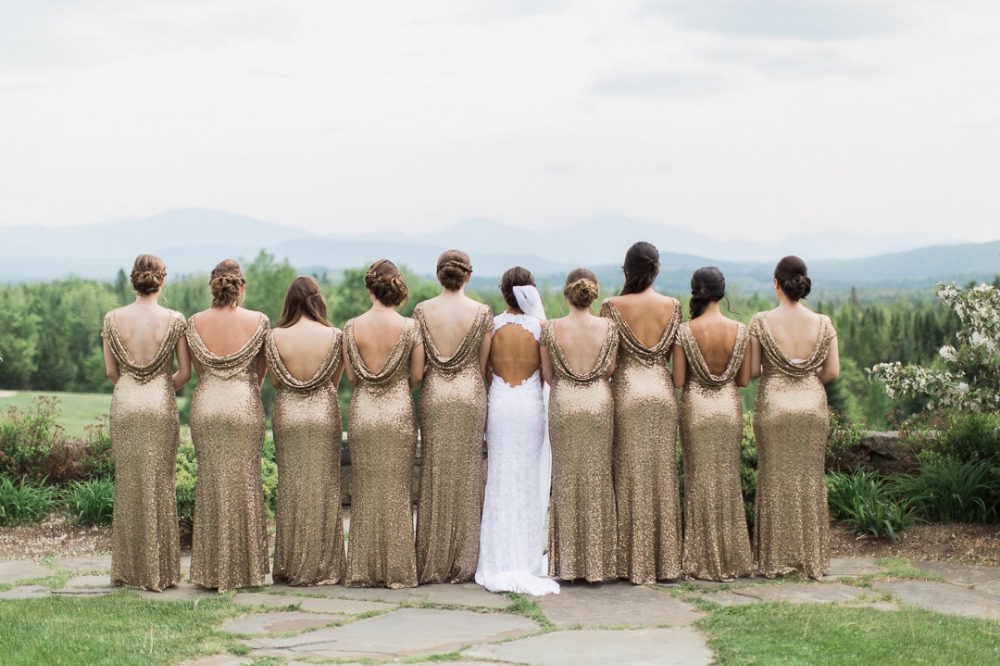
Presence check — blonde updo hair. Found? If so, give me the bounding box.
[365,259,408,307]
[130,254,166,296]
[210,258,245,308]
[563,268,599,310]
[436,249,473,291]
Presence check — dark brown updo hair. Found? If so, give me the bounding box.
[689,267,727,319]
[620,241,660,295]
[365,258,408,307]
[278,276,331,328]
[774,255,811,302]
[210,258,245,308]
[436,249,473,291]
[499,266,536,311]
[130,254,166,295]
[563,268,599,310]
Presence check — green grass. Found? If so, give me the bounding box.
[0,592,248,665]
[0,391,113,439]
[698,602,1000,665]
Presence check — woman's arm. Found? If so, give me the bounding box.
[749,335,763,379]
[256,350,268,389]
[409,342,426,391]
[478,330,492,378]
[736,344,752,388]
[172,336,192,391]
[672,344,686,388]
[343,345,359,388]
[103,338,120,385]
[817,333,840,384]
[540,345,553,385]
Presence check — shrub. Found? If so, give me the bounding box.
[262,456,278,517]
[175,440,198,522]
[0,477,59,526]
[891,458,1000,523]
[0,395,64,481]
[939,411,1000,466]
[826,469,913,540]
[741,412,758,530]
[80,417,114,481]
[827,410,868,471]
[62,478,114,526]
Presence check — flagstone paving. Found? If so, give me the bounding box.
[874,580,1000,620]
[0,559,51,584]
[538,580,703,628]
[222,610,345,635]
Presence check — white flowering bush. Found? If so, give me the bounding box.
[869,283,1000,412]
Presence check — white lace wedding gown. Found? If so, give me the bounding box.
[475,311,559,596]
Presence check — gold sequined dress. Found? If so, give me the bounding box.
[677,323,754,581]
[599,299,683,583]
[344,318,420,589]
[186,314,270,590]
[265,329,345,586]
[749,312,836,579]
[541,320,619,582]
[413,303,493,584]
[102,311,186,591]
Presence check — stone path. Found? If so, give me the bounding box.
[1,555,998,664]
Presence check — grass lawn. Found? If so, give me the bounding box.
[0,592,249,665]
[0,391,114,439]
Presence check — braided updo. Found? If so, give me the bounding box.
[563,268,600,310]
[436,249,473,291]
[365,258,408,307]
[210,258,245,308]
[774,255,811,302]
[688,266,727,319]
[130,254,166,296]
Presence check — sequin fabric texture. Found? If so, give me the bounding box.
[541,319,619,582]
[102,311,186,591]
[749,312,836,579]
[599,299,683,583]
[343,318,420,589]
[186,314,270,591]
[677,323,754,581]
[265,329,346,586]
[413,304,493,584]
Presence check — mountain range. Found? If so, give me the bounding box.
[1,208,996,294]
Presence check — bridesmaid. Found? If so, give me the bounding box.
[413,250,493,584]
[343,259,425,589]
[102,254,190,591]
[673,267,754,581]
[541,268,619,582]
[749,256,839,579]
[265,277,346,586]
[186,259,270,591]
[599,241,683,583]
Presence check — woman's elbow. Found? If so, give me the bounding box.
[106,370,120,385]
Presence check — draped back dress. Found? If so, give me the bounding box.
[265,328,345,586]
[749,312,836,579]
[186,314,270,590]
[102,310,186,591]
[413,303,493,584]
[676,322,754,581]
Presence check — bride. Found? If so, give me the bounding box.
[475,267,559,596]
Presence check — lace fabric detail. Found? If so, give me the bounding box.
[102,311,186,384]
[413,303,493,373]
[540,320,618,383]
[265,328,343,392]
[186,313,269,379]
[344,318,419,386]
[599,298,680,364]
[677,322,749,387]
[493,312,541,341]
[748,312,835,377]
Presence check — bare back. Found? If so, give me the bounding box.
[417,295,482,358]
[688,315,740,376]
[763,307,823,361]
[551,315,613,375]
[350,309,408,373]
[490,322,541,387]
[271,319,338,383]
[608,291,677,348]
[191,307,267,357]
[112,303,176,366]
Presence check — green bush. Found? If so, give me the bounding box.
[175,440,198,522]
[826,469,913,540]
[741,412,758,530]
[80,417,114,481]
[0,477,59,526]
[62,478,114,526]
[939,411,1000,466]
[262,456,279,517]
[827,410,868,471]
[891,458,1000,523]
[0,395,63,481]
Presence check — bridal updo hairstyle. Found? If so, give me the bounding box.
[365,258,408,307]
[563,268,600,310]
[774,255,811,302]
[620,241,660,296]
[437,250,473,291]
[278,276,331,328]
[499,266,536,311]
[210,258,245,308]
[688,267,727,319]
[130,254,166,296]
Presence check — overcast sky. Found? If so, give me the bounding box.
[1,0,998,242]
